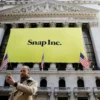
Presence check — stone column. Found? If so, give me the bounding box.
[50,22,56,27]
[31,63,40,71]
[63,22,69,27]
[0,24,5,46]
[66,63,74,71]
[12,23,18,28]
[63,22,74,71]
[50,22,56,72]
[76,22,82,27]
[89,22,100,68]
[37,22,43,27]
[50,22,56,71]
[24,23,30,28]
[36,22,43,70]
[49,63,57,71]
[14,63,23,70]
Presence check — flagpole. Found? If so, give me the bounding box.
[7,53,11,66]
[7,51,12,70]
[80,52,90,70]
[7,52,12,69]
[78,52,80,70]
[0,53,8,71]
[42,46,44,71]
[42,68,43,71]
[78,62,80,70]
[6,52,9,70]
[41,53,44,71]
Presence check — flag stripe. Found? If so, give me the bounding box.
[0,54,8,71]
[41,54,44,70]
[80,53,90,69]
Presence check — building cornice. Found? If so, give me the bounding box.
[1,70,100,75]
[0,18,98,28]
[0,0,98,22]
[0,0,100,5]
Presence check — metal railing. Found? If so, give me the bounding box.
[0,0,30,2]
[54,87,71,93]
[73,87,90,93]
[93,87,100,93]
[37,87,51,93]
[0,86,12,92]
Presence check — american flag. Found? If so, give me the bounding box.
[80,53,90,69]
[41,53,44,71]
[0,54,8,71]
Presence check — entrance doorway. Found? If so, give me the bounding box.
[78,97,88,100]
[58,97,68,100]
[0,96,9,100]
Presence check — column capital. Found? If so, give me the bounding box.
[76,22,82,27]
[63,22,69,27]
[48,63,57,71]
[24,23,30,28]
[32,63,40,71]
[12,23,18,28]
[14,63,23,70]
[66,63,74,71]
[50,22,56,27]
[89,22,98,27]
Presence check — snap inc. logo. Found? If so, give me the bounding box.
[27,39,62,47]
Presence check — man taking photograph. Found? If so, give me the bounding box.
[6,65,38,100]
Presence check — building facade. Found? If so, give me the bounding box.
[0,0,100,100]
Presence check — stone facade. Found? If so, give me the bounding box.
[0,0,100,100]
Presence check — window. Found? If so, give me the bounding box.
[7,63,17,70]
[82,23,97,69]
[69,23,77,27]
[78,64,83,70]
[56,63,66,71]
[59,78,66,87]
[39,63,50,70]
[58,97,68,100]
[78,97,88,100]
[30,23,37,28]
[43,63,50,70]
[0,24,11,65]
[40,78,47,87]
[56,23,63,27]
[73,63,78,70]
[23,63,33,68]
[43,23,50,27]
[96,78,100,87]
[73,63,83,71]
[77,78,84,87]
[18,23,24,28]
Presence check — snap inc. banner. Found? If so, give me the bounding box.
[5,28,85,63]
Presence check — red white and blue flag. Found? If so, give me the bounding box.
[80,53,90,69]
[0,54,8,71]
[41,53,44,71]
